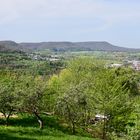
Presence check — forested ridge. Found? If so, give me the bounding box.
[1,40,140,52]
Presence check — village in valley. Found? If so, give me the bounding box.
[109,60,140,70]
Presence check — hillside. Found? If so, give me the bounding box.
[0,40,140,52]
[0,41,25,53]
[20,41,140,52]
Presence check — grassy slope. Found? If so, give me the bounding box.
[0,126,96,140]
[0,115,99,140]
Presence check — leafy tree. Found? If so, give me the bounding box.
[89,69,134,139]
[0,71,18,125]
[15,75,47,129]
[55,83,90,134]
[48,58,104,133]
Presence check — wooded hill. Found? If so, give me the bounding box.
[0,41,24,53]
[0,40,140,52]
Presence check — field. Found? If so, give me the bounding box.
[0,115,97,140]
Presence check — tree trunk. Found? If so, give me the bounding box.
[6,114,10,126]
[102,118,106,140]
[34,112,44,129]
[3,110,12,126]
[71,121,76,134]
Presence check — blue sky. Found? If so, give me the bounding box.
[0,0,140,48]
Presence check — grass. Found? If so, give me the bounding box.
[0,126,95,140]
[0,115,99,140]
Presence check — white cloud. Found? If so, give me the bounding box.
[0,0,140,28]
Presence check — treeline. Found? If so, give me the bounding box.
[0,51,64,75]
[0,58,140,140]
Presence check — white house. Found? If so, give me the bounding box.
[132,60,140,70]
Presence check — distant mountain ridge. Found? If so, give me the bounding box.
[0,40,140,52]
[0,41,25,53]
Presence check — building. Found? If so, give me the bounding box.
[132,61,140,70]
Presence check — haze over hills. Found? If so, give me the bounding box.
[0,41,25,53]
[0,40,140,53]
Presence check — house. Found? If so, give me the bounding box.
[132,60,140,70]
[107,63,123,68]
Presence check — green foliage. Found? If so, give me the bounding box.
[48,58,139,139]
[0,57,140,139]
[15,75,47,112]
[0,72,20,124]
[55,84,90,134]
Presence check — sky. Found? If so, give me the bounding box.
[0,0,140,48]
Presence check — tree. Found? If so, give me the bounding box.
[89,69,134,139]
[16,74,47,129]
[48,58,105,133]
[55,83,90,134]
[0,71,18,125]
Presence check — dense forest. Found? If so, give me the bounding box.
[0,48,140,140]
